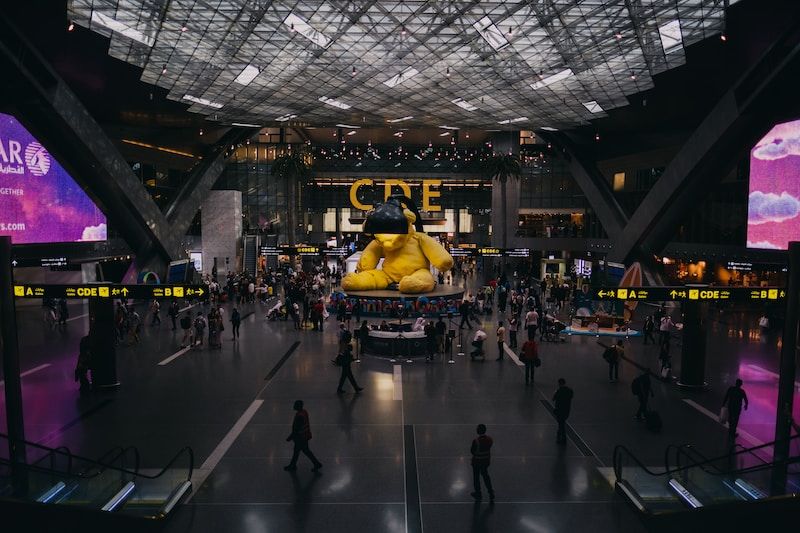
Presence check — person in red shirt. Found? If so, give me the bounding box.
[470,424,495,502]
[519,339,539,385]
[284,400,323,472]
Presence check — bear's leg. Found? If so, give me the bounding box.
[342,270,392,291]
[398,268,436,294]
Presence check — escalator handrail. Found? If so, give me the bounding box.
[614,441,800,484]
[670,444,800,478]
[663,432,800,475]
[0,432,190,482]
[30,445,73,475]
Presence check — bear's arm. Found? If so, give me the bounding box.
[356,240,384,271]
[417,234,454,272]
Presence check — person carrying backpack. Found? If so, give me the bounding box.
[194,312,206,347]
[632,371,654,421]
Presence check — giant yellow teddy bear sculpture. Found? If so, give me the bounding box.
[342,209,454,294]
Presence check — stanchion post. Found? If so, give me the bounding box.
[0,236,27,467]
[771,241,800,496]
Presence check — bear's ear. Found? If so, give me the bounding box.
[403,209,417,231]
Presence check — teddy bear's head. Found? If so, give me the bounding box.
[374,209,416,251]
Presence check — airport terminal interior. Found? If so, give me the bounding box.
[2,1,800,532]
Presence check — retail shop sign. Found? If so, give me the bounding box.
[12,284,207,299]
[349,179,442,212]
[592,286,786,302]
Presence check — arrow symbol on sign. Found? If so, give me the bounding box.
[121,288,129,296]
[670,290,678,298]
[11,259,17,267]
[196,288,204,296]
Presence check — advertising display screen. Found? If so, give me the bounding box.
[0,113,106,244]
[747,118,800,250]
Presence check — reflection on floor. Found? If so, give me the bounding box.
[1,292,797,532]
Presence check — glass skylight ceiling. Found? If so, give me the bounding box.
[69,0,738,130]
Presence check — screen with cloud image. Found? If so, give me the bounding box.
[0,112,106,244]
[748,118,800,250]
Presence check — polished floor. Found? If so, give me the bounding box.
[1,289,797,532]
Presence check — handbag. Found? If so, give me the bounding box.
[660,366,670,379]
[533,357,542,368]
[719,406,729,424]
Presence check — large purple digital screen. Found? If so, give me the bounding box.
[0,112,106,244]
[748,118,800,250]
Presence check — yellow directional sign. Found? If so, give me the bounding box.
[12,284,208,300]
[593,286,786,302]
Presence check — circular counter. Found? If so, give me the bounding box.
[332,285,465,318]
[362,329,430,359]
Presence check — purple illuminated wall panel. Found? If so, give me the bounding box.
[0,112,106,244]
[748,118,800,250]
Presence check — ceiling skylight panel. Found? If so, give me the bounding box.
[531,68,574,90]
[284,13,332,48]
[383,67,420,88]
[473,16,511,51]
[91,11,155,47]
[658,20,683,54]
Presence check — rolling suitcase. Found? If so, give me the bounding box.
[645,410,662,433]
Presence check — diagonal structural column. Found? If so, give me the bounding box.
[164,127,257,254]
[538,131,628,241]
[0,15,178,262]
[607,17,800,265]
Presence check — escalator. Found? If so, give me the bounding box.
[0,432,193,532]
[614,434,800,532]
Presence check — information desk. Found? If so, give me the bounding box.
[363,329,428,359]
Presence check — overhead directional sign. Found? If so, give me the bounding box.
[592,286,787,302]
[13,284,207,299]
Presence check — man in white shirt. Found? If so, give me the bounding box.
[525,309,539,341]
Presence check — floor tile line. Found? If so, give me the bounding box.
[157,346,192,366]
[261,341,301,391]
[503,343,524,366]
[403,424,423,533]
[393,364,403,401]
[539,398,606,467]
[0,363,51,386]
[189,398,265,501]
[681,398,768,452]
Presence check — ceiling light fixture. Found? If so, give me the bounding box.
[319,96,351,109]
[161,65,167,74]
[183,94,224,109]
[231,122,262,128]
[181,25,188,32]
[540,126,558,132]
[335,123,360,129]
[275,114,298,122]
[439,125,459,130]
[439,131,451,137]
[615,31,623,40]
[531,68,574,90]
[387,116,414,123]
[401,26,407,36]
[595,132,600,141]
[234,64,260,85]
[384,67,419,88]
[630,71,636,80]
[67,21,75,32]
[473,16,510,51]
[351,66,356,76]
[347,130,357,136]
[446,67,450,77]
[284,13,331,48]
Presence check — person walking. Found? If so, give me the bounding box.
[519,338,539,386]
[632,371,654,421]
[75,333,93,392]
[524,308,539,341]
[495,321,506,361]
[602,340,623,382]
[128,310,141,345]
[150,299,161,326]
[284,400,323,472]
[336,344,363,394]
[230,307,241,340]
[552,378,574,445]
[659,314,674,346]
[338,323,352,354]
[168,300,179,330]
[425,321,437,362]
[722,379,749,441]
[435,316,447,355]
[58,298,69,326]
[180,313,193,347]
[358,320,370,359]
[469,424,495,502]
[193,311,206,347]
[643,315,655,345]
[459,300,473,330]
[508,316,518,349]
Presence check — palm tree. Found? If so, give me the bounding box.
[272,151,311,246]
[484,153,522,250]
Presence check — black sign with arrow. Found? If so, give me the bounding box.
[13,284,207,300]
